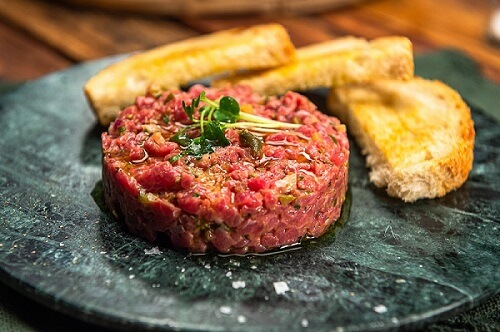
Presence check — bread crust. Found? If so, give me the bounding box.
[84,24,295,126]
[212,36,414,96]
[327,78,475,202]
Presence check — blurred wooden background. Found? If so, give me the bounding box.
[0,0,498,82]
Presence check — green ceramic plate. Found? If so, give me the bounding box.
[0,57,498,331]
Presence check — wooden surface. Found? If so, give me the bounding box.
[0,0,499,83]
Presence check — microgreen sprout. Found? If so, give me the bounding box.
[169,91,301,160]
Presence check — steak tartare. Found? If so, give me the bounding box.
[102,84,349,254]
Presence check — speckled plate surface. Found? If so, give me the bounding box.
[0,57,499,331]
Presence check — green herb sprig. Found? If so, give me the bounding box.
[169,92,301,161]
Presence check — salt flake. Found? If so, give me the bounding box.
[219,306,231,314]
[232,280,246,289]
[144,246,162,255]
[273,281,290,295]
[373,304,388,313]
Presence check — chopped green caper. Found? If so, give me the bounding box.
[239,129,263,158]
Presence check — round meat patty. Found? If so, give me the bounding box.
[102,84,349,254]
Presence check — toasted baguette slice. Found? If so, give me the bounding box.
[212,36,414,96]
[327,78,475,202]
[84,24,295,126]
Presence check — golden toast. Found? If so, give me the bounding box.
[84,24,295,126]
[212,36,414,95]
[327,78,475,202]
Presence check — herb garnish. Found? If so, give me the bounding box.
[169,92,301,160]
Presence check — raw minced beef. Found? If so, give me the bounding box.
[102,84,349,254]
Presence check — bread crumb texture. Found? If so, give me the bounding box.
[212,36,414,96]
[84,24,295,126]
[328,78,475,202]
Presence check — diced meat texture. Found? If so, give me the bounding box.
[102,85,349,253]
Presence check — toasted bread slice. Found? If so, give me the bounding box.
[212,36,414,96]
[327,78,475,202]
[84,24,295,126]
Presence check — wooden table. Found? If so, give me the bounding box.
[0,0,499,83]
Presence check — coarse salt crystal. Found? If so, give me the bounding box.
[232,281,246,289]
[373,304,388,313]
[219,306,231,314]
[237,315,247,324]
[273,281,290,295]
[144,246,162,255]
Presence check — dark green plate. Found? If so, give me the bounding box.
[0,57,498,331]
